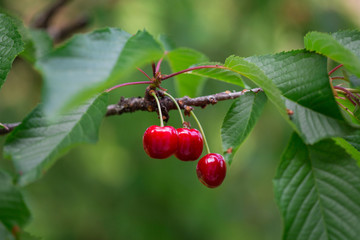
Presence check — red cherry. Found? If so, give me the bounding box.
[143,125,178,159]
[175,128,203,161]
[196,153,226,188]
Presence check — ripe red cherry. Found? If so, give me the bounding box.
[175,128,203,161]
[196,153,226,188]
[143,125,178,159]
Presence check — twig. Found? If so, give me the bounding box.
[31,0,89,43]
[50,16,90,43]
[106,88,263,116]
[0,88,263,136]
[105,81,153,93]
[32,0,70,28]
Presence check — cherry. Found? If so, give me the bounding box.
[143,125,178,159]
[196,153,226,188]
[175,128,203,161]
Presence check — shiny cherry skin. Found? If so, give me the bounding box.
[175,128,203,161]
[143,125,178,159]
[196,153,226,188]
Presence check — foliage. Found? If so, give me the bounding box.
[274,134,360,239]
[1,12,360,240]
[0,13,23,90]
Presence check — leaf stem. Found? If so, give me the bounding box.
[334,86,360,106]
[155,57,164,74]
[105,81,153,93]
[161,65,226,80]
[152,62,156,77]
[190,110,210,154]
[331,76,345,80]
[348,88,360,93]
[162,91,185,125]
[328,64,344,76]
[337,102,355,116]
[137,67,152,81]
[151,91,164,127]
[155,51,168,74]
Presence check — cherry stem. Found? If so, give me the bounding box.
[162,91,185,125]
[190,110,210,154]
[151,92,164,127]
[137,67,152,81]
[161,65,226,80]
[105,81,153,93]
[328,64,344,76]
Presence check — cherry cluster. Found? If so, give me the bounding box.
[143,125,226,188]
[106,57,228,188]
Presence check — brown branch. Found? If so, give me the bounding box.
[0,88,263,136]
[49,16,90,43]
[31,0,71,28]
[107,88,263,116]
[31,0,89,43]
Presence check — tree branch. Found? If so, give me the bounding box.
[106,88,262,116]
[31,0,89,43]
[0,88,263,136]
[31,0,71,28]
[49,16,90,43]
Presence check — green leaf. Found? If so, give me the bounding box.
[274,133,360,240]
[304,30,360,78]
[343,69,360,88]
[350,75,360,88]
[17,231,42,240]
[333,137,360,166]
[37,28,163,117]
[184,62,244,88]
[354,105,360,120]
[157,34,176,51]
[335,92,360,124]
[21,29,53,63]
[223,55,293,128]
[0,13,24,90]
[246,50,355,144]
[0,170,30,230]
[343,130,360,152]
[167,48,209,97]
[4,93,108,186]
[0,222,14,240]
[221,91,266,164]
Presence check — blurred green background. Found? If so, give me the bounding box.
[0,0,359,239]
